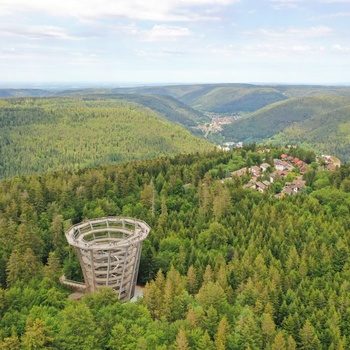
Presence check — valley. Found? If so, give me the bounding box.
[1,83,350,349]
[3,82,350,165]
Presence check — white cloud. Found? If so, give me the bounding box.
[0,24,86,40]
[309,11,350,20]
[269,0,303,10]
[320,0,350,2]
[258,25,333,38]
[332,44,350,52]
[0,0,240,22]
[28,25,82,40]
[143,25,191,42]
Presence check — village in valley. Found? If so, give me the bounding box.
[195,112,240,138]
[229,150,341,197]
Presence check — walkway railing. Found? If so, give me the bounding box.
[60,275,86,290]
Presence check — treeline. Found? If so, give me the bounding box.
[1,147,350,348]
[0,97,213,180]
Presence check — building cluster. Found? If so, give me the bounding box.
[276,154,308,173]
[279,178,306,196]
[316,155,341,171]
[222,141,243,151]
[230,155,307,196]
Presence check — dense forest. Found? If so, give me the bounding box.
[0,97,213,179]
[268,105,350,162]
[110,83,350,114]
[2,85,350,164]
[1,145,350,349]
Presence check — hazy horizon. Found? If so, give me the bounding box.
[1,81,350,91]
[1,0,350,85]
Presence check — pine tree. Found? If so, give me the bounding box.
[50,214,65,256]
[272,331,286,350]
[186,265,198,295]
[286,335,297,350]
[143,280,163,320]
[186,307,198,329]
[201,305,219,338]
[43,251,61,283]
[202,265,213,285]
[216,264,228,291]
[174,329,189,350]
[197,330,214,350]
[299,319,322,350]
[22,248,41,283]
[6,250,22,287]
[214,316,229,350]
[262,313,276,346]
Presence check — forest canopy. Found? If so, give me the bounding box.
[0,97,213,180]
[0,145,350,349]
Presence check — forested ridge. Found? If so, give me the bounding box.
[56,92,208,128]
[3,86,350,165]
[0,97,213,180]
[1,146,350,349]
[221,95,350,162]
[268,105,350,162]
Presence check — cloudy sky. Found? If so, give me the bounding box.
[1,0,349,85]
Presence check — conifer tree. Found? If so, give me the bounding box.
[186,307,198,329]
[43,251,61,283]
[186,265,198,295]
[214,316,229,350]
[262,313,276,346]
[197,330,214,350]
[174,329,189,350]
[22,248,41,283]
[286,335,297,350]
[272,331,286,350]
[299,319,322,350]
[6,250,22,287]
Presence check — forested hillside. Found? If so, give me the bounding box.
[1,146,350,349]
[0,89,52,98]
[57,91,208,129]
[111,83,350,114]
[3,83,350,164]
[112,84,288,114]
[222,96,350,143]
[0,97,213,179]
[268,105,350,162]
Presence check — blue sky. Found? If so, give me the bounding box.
[1,0,349,85]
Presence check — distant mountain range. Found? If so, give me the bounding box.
[2,83,350,162]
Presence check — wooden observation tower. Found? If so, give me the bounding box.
[65,217,150,301]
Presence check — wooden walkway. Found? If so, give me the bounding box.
[59,275,86,290]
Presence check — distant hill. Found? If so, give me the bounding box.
[0,97,214,179]
[3,84,350,162]
[179,85,288,113]
[110,83,350,114]
[4,83,350,116]
[111,84,288,113]
[221,95,350,143]
[0,89,52,98]
[56,91,208,130]
[272,85,350,99]
[268,104,350,162]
